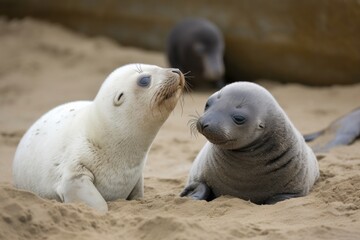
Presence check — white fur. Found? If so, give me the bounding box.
[13,64,183,212]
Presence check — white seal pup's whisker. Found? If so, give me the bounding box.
[134,63,143,74]
[183,70,192,76]
[183,79,193,93]
[179,92,185,116]
[183,71,195,80]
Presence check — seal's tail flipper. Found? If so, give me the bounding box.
[303,130,324,142]
[307,107,360,153]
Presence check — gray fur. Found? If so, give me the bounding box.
[166,18,225,88]
[181,82,319,204]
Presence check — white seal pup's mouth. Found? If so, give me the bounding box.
[152,69,185,106]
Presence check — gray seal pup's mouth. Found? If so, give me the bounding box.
[205,137,236,146]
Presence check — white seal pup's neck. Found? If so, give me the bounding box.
[80,103,160,165]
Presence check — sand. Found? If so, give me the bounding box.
[0,18,359,240]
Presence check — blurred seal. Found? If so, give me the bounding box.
[166,18,225,89]
[181,82,319,204]
[304,107,360,152]
[13,64,185,212]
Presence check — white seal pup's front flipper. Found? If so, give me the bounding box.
[57,174,108,212]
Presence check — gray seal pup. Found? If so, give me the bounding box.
[181,82,319,204]
[166,18,225,89]
[13,64,185,212]
[304,107,360,152]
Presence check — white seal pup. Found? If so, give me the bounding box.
[13,64,185,211]
[181,82,319,204]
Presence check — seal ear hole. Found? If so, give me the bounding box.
[113,92,125,107]
[259,122,265,129]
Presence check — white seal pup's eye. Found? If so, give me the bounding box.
[232,115,246,125]
[113,92,125,106]
[137,75,151,88]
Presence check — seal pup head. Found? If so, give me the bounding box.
[94,64,185,134]
[193,82,282,150]
[167,18,225,85]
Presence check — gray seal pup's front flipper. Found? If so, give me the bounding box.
[304,107,360,152]
[180,182,213,201]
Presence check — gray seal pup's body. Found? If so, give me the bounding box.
[166,18,225,89]
[181,82,319,204]
[13,64,185,212]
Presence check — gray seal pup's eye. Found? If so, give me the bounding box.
[232,115,246,125]
[204,98,214,111]
[204,103,210,111]
[137,75,151,87]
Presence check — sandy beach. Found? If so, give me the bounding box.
[0,18,359,240]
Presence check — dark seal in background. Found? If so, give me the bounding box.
[166,18,225,89]
[1,0,359,85]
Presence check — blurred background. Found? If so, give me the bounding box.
[1,0,359,85]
